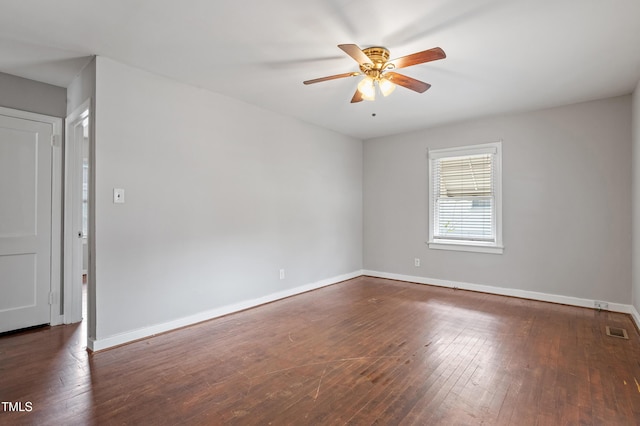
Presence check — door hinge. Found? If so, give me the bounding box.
[51,134,61,147]
[48,292,53,305]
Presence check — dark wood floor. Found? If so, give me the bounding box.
[2,276,640,425]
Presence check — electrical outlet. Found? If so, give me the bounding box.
[279,269,285,280]
[414,258,421,267]
[594,301,608,310]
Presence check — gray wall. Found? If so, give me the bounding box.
[364,96,632,303]
[93,57,363,340]
[0,72,66,118]
[633,81,640,313]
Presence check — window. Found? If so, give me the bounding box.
[428,142,503,254]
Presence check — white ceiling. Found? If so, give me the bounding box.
[0,0,639,139]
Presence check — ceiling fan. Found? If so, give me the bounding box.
[303,44,446,103]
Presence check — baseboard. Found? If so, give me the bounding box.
[88,270,363,352]
[363,269,636,316]
[630,306,640,331]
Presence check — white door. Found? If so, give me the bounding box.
[0,112,54,333]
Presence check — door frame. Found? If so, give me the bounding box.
[64,100,91,324]
[0,106,63,327]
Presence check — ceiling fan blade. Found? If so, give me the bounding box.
[303,72,360,85]
[350,89,363,103]
[388,47,446,69]
[384,72,431,93]
[338,44,373,65]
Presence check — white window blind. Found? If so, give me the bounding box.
[428,142,502,253]
[434,153,494,241]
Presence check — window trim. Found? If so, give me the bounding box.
[427,142,503,254]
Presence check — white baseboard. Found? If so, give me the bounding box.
[630,306,640,331]
[363,269,638,319]
[88,270,363,352]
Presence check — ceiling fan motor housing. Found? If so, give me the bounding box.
[360,47,392,76]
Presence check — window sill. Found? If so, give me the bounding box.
[427,240,504,254]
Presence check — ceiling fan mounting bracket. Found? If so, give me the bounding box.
[362,47,389,63]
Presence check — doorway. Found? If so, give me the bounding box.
[64,101,91,327]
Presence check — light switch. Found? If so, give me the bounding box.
[113,188,125,204]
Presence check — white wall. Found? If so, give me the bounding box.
[66,57,95,116]
[92,57,362,343]
[364,96,632,304]
[633,81,640,316]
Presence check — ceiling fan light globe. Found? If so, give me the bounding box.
[379,78,396,97]
[361,91,375,101]
[357,77,376,101]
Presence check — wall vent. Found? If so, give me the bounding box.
[605,326,629,340]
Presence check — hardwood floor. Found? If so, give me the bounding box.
[2,276,640,425]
